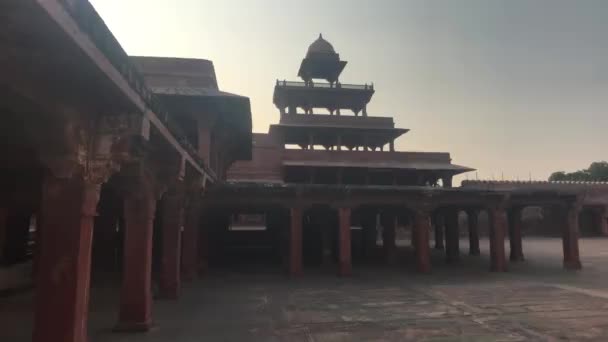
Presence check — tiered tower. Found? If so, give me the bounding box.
[265,34,473,186]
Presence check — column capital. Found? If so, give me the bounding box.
[411,202,435,217]
[465,208,479,217]
[39,112,151,185]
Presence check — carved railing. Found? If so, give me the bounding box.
[279,113,394,128]
[276,80,374,91]
[58,0,205,167]
[283,150,451,164]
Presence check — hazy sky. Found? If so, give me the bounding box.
[91,0,608,182]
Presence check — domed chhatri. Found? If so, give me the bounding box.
[306,34,336,56]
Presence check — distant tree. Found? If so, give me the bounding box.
[549,161,608,182]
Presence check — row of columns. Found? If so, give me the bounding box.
[287,206,434,276]
[285,202,583,278]
[433,204,581,272]
[32,164,206,342]
[302,132,395,152]
[280,105,369,117]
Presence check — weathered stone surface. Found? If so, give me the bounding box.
[4,238,608,341]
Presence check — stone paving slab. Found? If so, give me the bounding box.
[3,238,608,341]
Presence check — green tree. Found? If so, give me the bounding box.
[549,161,608,182]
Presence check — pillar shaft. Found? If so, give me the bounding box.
[414,209,431,273]
[92,199,119,272]
[598,207,608,236]
[159,185,184,299]
[181,200,200,282]
[467,210,480,256]
[0,207,6,264]
[562,204,582,270]
[33,173,100,342]
[198,221,209,276]
[508,208,525,262]
[445,210,460,263]
[338,208,352,276]
[381,212,396,264]
[117,178,157,332]
[289,208,303,276]
[361,213,376,260]
[489,207,508,272]
[434,213,445,250]
[320,213,334,267]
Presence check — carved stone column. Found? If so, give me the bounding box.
[116,165,159,332]
[562,201,582,270]
[380,211,397,264]
[181,198,201,282]
[0,207,7,264]
[289,207,303,276]
[445,209,460,263]
[198,214,209,276]
[466,209,480,256]
[508,207,525,262]
[597,206,608,236]
[413,207,432,273]
[33,170,103,342]
[33,112,127,342]
[488,205,508,272]
[434,212,445,250]
[360,211,376,261]
[338,207,352,276]
[159,183,185,299]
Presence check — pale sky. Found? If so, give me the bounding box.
[91,0,608,183]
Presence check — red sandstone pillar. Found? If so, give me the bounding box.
[434,212,445,250]
[159,185,184,299]
[598,207,608,236]
[198,221,209,276]
[467,209,480,256]
[33,172,101,342]
[289,207,303,276]
[562,203,582,270]
[445,209,460,263]
[116,174,157,332]
[414,208,431,273]
[508,207,525,262]
[488,206,508,272]
[361,212,377,260]
[338,207,352,276]
[181,200,200,282]
[0,207,6,263]
[381,212,397,264]
[410,215,418,250]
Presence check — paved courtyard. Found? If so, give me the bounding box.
[3,237,608,341]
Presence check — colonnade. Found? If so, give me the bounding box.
[25,161,207,341]
[281,201,583,277]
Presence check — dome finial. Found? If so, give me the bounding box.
[306,33,336,56]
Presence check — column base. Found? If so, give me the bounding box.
[198,260,209,276]
[158,290,179,300]
[445,256,460,264]
[113,321,153,333]
[417,263,431,274]
[338,262,352,277]
[182,272,196,282]
[289,269,303,277]
[490,264,508,272]
[563,259,582,270]
[469,249,481,256]
[509,253,525,262]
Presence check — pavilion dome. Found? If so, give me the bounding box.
[306,34,336,56]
